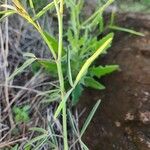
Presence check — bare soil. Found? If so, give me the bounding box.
[79,13,150,150]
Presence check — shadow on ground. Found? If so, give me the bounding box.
[79,13,150,150]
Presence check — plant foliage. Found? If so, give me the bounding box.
[0,0,143,149]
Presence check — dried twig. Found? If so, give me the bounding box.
[0,137,27,149]
[0,10,14,129]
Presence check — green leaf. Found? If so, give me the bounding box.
[99,15,104,33]
[28,0,34,10]
[90,65,119,78]
[24,145,31,150]
[37,59,57,76]
[80,141,89,150]
[84,77,105,90]
[67,29,76,52]
[25,134,48,148]
[11,144,18,150]
[80,100,101,137]
[68,110,78,136]
[29,127,47,134]
[54,88,74,118]
[0,10,16,21]
[87,14,102,30]
[43,31,59,54]
[33,0,60,20]
[72,84,83,105]
[47,122,58,146]
[82,0,114,27]
[109,25,145,36]
[74,33,114,86]
[95,32,114,54]
[13,107,21,114]
[31,62,41,74]
[23,105,30,111]
[143,0,150,5]
[8,58,36,80]
[15,114,22,123]
[42,91,60,103]
[67,49,73,87]
[13,105,30,123]
[43,31,65,56]
[33,137,47,150]
[80,33,114,57]
[23,52,36,58]
[22,112,30,122]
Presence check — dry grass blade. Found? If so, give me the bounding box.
[8,58,37,80]
[0,137,27,149]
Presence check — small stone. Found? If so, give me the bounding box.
[115,121,121,127]
[139,137,144,142]
[147,142,150,148]
[139,111,150,124]
[142,97,148,102]
[125,112,134,121]
[143,91,150,96]
[134,93,138,97]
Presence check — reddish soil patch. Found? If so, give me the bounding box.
[79,14,150,150]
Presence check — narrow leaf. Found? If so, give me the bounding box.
[43,31,58,53]
[84,77,105,90]
[33,138,47,150]
[39,31,57,59]
[43,31,65,56]
[54,88,74,118]
[109,25,145,36]
[68,110,78,136]
[29,127,47,134]
[80,141,89,150]
[33,0,60,20]
[8,58,36,80]
[25,134,48,148]
[95,32,114,54]
[82,0,114,26]
[67,49,73,87]
[0,10,16,21]
[23,52,36,58]
[74,34,113,86]
[80,100,101,137]
[72,84,83,105]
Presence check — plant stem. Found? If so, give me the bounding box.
[62,102,68,150]
[81,0,114,26]
[54,0,68,149]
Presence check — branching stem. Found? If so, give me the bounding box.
[54,0,68,149]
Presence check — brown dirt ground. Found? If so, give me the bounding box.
[79,13,150,150]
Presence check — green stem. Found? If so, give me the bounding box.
[81,0,114,27]
[63,103,68,150]
[54,0,68,149]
